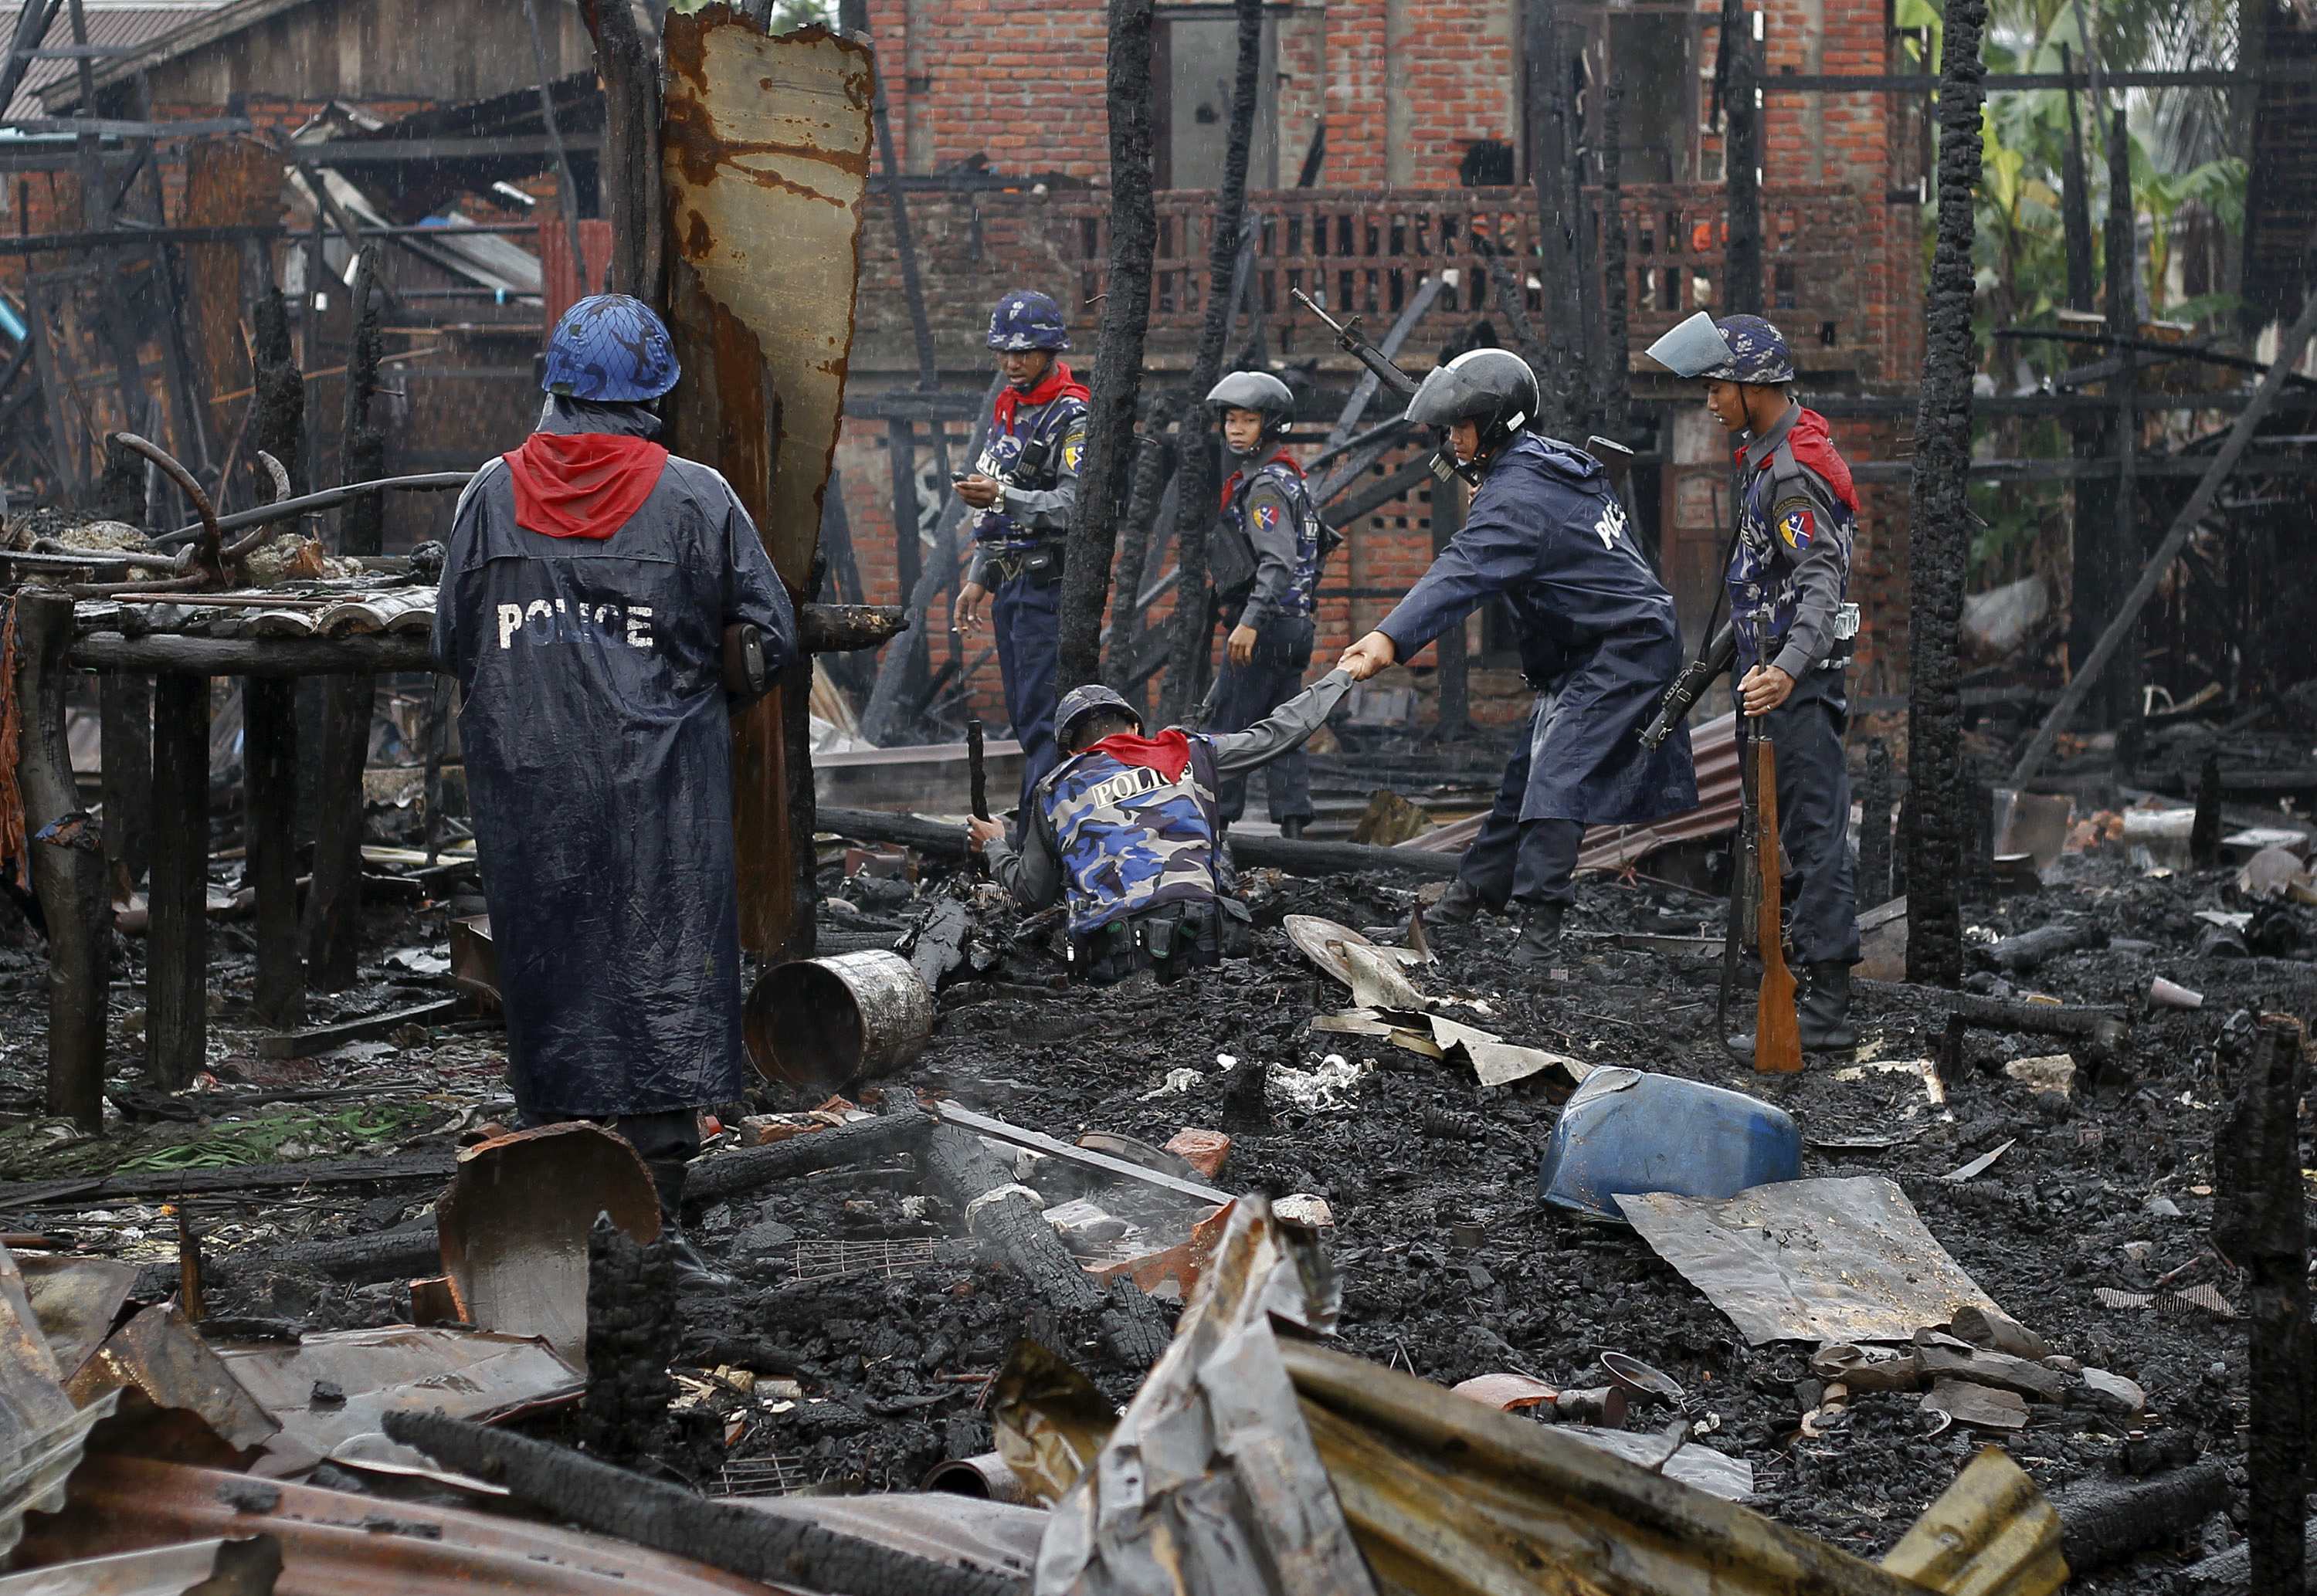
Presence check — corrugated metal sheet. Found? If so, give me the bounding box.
[2,4,223,121]
[1397,712,1743,873]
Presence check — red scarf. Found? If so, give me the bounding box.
[1219,449,1303,511]
[502,432,670,540]
[1736,407,1858,513]
[992,361,1091,429]
[1087,728,1193,781]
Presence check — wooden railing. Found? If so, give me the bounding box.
[1041,184,1863,347]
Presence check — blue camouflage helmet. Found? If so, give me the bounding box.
[1056,683,1142,749]
[1643,310,1793,385]
[987,289,1071,352]
[541,293,681,402]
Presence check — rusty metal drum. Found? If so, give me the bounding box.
[745,950,935,1089]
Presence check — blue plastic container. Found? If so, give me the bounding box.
[1537,1067,1800,1222]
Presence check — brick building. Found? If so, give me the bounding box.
[834,0,1929,735]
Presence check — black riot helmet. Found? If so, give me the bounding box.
[1205,369,1296,458]
[1404,348,1542,485]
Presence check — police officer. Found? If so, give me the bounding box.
[1203,369,1326,839]
[434,293,796,1289]
[967,673,1355,984]
[952,290,1090,815]
[1647,311,1860,1054]
[1336,350,1697,966]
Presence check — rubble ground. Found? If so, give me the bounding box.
[2,832,2310,1594]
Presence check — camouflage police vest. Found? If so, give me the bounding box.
[1228,461,1322,619]
[1727,439,1856,671]
[1042,739,1224,940]
[971,394,1087,554]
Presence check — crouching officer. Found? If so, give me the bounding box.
[967,673,1355,983]
[1647,311,1861,1055]
[1203,369,1330,839]
[434,293,796,1290]
[1336,350,1697,966]
[952,290,1090,815]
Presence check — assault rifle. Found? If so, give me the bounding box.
[1293,290,1422,399]
[1640,624,1735,750]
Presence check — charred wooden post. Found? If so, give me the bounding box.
[98,674,151,897]
[1431,476,1471,735]
[2052,1460,2230,1575]
[249,285,307,497]
[13,591,110,1131]
[2213,1016,2312,1596]
[1523,0,1583,435]
[304,248,388,993]
[384,1411,1020,1596]
[243,676,303,1027]
[686,1098,928,1205]
[1857,737,1892,906]
[2058,46,2112,693]
[921,1120,1170,1369]
[1599,85,1631,441]
[1106,391,1184,690]
[589,0,665,305]
[145,672,209,1089]
[1715,0,1762,314]
[884,419,929,708]
[2190,751,2224,869]
[1155,0,1261,718]
[2057,46,2096,313]
[2100,108,2141,732]
[1059,0,1161,691]
[1900,0,1987,986]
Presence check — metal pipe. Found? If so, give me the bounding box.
[153,471,473,547]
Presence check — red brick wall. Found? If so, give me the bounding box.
[870,0,1111,180]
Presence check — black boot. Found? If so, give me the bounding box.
[648,1159,736,1291]
[1800,961,1857,1051]
[1429,877,1492,924]
[1279,816,1308,840]
[659,1227,736,1293]
[1728,963,1857,1061]
[1509,903,1566,968]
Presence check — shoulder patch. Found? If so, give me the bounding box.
[1060,417,1087,475]
[1773,494,1817,551]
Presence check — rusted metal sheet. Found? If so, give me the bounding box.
[0,1536,283,1596]
[12,1456,789,1596]
[215,1327,582,1477]
[434,1122,661,1371]
[660,8,874,959]
[18,1254,137,1381]
[63,1304,280,1459]
[0,1245,118,1560]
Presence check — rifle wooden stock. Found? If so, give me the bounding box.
[1753,736,1803,1073]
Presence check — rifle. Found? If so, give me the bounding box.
[1752,734,1803,1074]
[1641,624,1735,751]
[1719,720,1755,1047]
[1184,674,1223,733]
[1292,290,1422,399]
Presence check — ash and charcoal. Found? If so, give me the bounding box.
[2,782,2313,1594]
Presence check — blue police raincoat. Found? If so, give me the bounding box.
[1376,434,1695,825]
[433,398,796,1118]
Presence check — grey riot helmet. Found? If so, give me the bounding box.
[1404,347,1541,485]
[1206,369,1295,458]
[1056,683,1143,751]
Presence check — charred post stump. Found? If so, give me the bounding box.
[1901,0,1987,986]
[1105,391,1183,692]
[98,674,151,898]
[1158,0,1264,719]
[249,285,307,497]
[1714,0,1762,313]
[2213,1015,2312,1596]
[2052,1459,2230,1574]
[575,1216,678,1467]
[1058,0,1159,690]
[243,676,303,1026]
[13,591,110,1131]
[1857,737,1892,906]
[2190,751,2223,869]
[145,672,210,1089]
[304,248,387,992]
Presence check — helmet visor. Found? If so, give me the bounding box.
[1643,311,1739,379]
